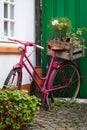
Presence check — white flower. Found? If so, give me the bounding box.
[76,30,82,35]
[52,19,59,25]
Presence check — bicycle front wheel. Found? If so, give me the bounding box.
[3,68,22,90]
[48,62,81,103]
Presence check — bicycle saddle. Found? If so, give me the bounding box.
[48,43,64,51]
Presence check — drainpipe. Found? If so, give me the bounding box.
[35,0,41,67]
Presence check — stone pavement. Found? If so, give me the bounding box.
[29,99,87,130]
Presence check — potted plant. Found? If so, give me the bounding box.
[49,17,72,41]
[47,17,87,60]
[0,89,41,130]
[49,17,87,43]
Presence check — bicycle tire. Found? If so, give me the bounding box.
[48,61,81,103]
[3,68,22,90]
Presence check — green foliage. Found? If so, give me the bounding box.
[0,89,41,130]
[49,17,72,37]
[48,17,87,49]
[70,27,87,49]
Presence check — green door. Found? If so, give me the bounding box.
[42,0,87,98]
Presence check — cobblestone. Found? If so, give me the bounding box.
[29,100,87,130]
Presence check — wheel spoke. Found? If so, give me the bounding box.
[3,69,22,90]
[49,62,80,103]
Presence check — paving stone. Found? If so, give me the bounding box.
[27,101,87,130]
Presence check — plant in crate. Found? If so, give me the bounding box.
[47,17,87,60]
[48,17,87,46]
[0,89,41,130]
[49,17,72,41]
[70,27,87,49]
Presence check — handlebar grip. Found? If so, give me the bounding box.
[35,44,44,50]
[8,38,44,49]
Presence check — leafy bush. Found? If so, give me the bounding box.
[0,89,41,130]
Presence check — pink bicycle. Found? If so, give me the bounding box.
[3,38,81,108]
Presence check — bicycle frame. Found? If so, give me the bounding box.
[13,45,61,93]
[5,38,81,108]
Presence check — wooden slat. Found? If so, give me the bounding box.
[47,40,71,51]
[73,53,83,60]
[47,39,85,60]
[47,47,84,60]
[0,46,20,54]
[47,48,70,60]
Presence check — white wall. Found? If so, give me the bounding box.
[0,0,35,87]
[15,0,35,41]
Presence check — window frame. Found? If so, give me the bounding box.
[0,0,19,54]
[0,0,15,38]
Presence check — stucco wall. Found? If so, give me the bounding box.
[0,0,35,87]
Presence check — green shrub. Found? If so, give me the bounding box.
[0,89,41,130]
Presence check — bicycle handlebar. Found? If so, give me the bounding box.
[8,38,44,50]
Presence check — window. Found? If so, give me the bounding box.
[3,0,15,37]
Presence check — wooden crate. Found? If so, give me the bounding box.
[47,39,85,60]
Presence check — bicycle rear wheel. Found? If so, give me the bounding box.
[3,68,22,90]
[48,61,81,103]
